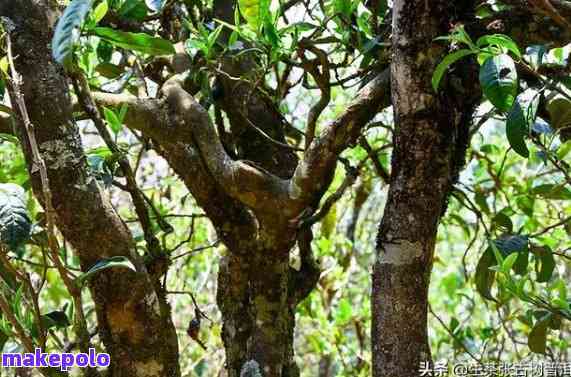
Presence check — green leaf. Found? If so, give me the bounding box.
[477,34,521,58]
[239,0,270,31]
[91,27,175,55]
[103,107,122,134]
[492,212,513,233]
[0,184,31,252]
[41,311,71,330]
[505,88,540,158]
[528,314,550,354]
[475,247,497,301]
[546,96,571,131]
[52,0,93,68]
[501,252,519,273]
[91,0,109,26]
[335,298,353,324]
[530,184,571,200]
[479,54,518,112]
[117,0,148,21]
[0,133,19,144]
[432,49,474,92]
[543,43,571,67]
[531,246,555,283]
[75,256,137,287]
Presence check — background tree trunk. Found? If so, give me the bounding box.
[371,1,480,376]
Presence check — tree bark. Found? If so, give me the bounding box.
[371,1,480,376]
[0,2,180,376]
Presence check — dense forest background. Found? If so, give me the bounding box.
[0,0,569,376]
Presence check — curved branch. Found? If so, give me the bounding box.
[91,78,291,214]
[289,69,391,208]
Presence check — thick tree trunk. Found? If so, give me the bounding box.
[216,222,315,377]
[1,2,180,376]
[371,1,479,376]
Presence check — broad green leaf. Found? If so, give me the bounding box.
[530,184,571,200]
[475,247,497,301]
[505,88,540,158]
[531,246,555,283]
[52,0,93,68]
[92,27,175,55]
[239,0,270,31]
[75,256,137,287]
[479,54,518,112]
[546,96,571,131]
[477,34,521,58]
[432,49,474,92]
[528,315,550,354]
[0,183,31,252]
[279,22,317,35]
[95,62,123,78]
[501,252,519,273]
[117,0,148,21]
[103,107,122,134]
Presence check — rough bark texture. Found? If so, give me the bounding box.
[0,1,180,376]
[371,1,480,376]
[88,54,390,377]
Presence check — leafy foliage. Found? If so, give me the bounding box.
[0,183,31,253]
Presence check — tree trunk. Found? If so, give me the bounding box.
[1,2,180,376]
[216,220,317,377]
[371,1,479,376]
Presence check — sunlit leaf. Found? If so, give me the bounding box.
[477,34,521,58]
[238,0,270,31]
[92,27,175,55]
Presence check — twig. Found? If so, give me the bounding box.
[171,240,220,260]
[428,304,483,365]
[300,158,362,228]
[359,137,390,183]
